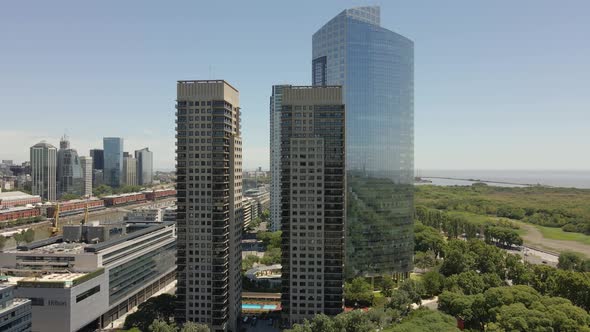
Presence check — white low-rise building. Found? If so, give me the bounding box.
[0,222,176,332]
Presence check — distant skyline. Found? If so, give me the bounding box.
[1,1,589,170]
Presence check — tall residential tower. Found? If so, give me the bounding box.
[80,156,93,197]
[269,85,290,232]
[175,80,243,331]
[30,141,57,201]
[279,86,345,324]
[313,6,414,278]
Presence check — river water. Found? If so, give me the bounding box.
[416,170,590,189]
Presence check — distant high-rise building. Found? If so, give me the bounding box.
[90,149,104,170]
[269,85,290,232]
[103,137,123,187]
[92,169,104,188]
[279,86,345,324]
[30,141,57,201]
[175,80,243,331]
[313,6,414,277]
[57,135,84,198]
[122,156,137,186]
[80,156,93,197]
[135,148,153,185]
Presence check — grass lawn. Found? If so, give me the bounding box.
[445,211,493,225]
[535,225,590,245]
[409,273,423,282]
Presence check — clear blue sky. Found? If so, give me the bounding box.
[1,1,588,170]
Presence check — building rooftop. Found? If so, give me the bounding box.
[103,192,144,199]
[45,197,101,205]
[177,79,239,93]
[0,191,39,200]
[20,272,86,283]
[6,241,87,255]
[32,141,57,149]
[0,206,38,213]
[9,222,173,255]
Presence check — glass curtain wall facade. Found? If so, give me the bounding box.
[57,136,84,198]
[103,138,124,188]
[135,148,153,185]
[313,6,414,277]
[90,149,104,170]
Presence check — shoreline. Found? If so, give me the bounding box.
[419,176,540,187]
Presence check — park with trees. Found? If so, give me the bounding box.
[288,193,590,332]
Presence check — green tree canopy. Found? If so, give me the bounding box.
[344,277,374,307]
[387,308,460,332]
[124,294,176,331]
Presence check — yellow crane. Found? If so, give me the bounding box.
[82,203,89,225]
[51,203,61,236]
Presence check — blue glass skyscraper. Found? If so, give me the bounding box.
[313,6,414,277]
[103,137,123,187]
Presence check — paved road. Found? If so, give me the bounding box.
[520,223,590,257]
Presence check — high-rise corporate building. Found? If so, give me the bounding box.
[312,6,414,277]
[103,137,124,187]
[175,80,243,331]
[57,135,84,198]
[90,149,104,170]
[269,85,290,232]
[80,156,93,197]
[30,141,57,201]
[279,86,345,324]
[123,155,138,186]
[135,147,153,185]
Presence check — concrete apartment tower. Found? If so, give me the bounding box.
[30,141,57,201]
[135,147,153,185]
[269,85,291,232]
[123,155,138,186]
[80,156,93,197]
[175,80,243,331]
[313,6,415,278]
[279,86,345,325]
[103,137,124,187]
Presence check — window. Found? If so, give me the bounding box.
[76,285,101,303]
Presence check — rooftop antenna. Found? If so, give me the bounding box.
[209,65,212,79]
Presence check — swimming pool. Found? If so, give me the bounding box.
[242,303,278,310]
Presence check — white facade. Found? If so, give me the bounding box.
[122,156,137,186]
[1,223,176,332]
[80,156,93,197]
[30,141,57,201]
[0,285,31,332]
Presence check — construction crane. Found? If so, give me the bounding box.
[82,203,89,225]
[51,203,61,236]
